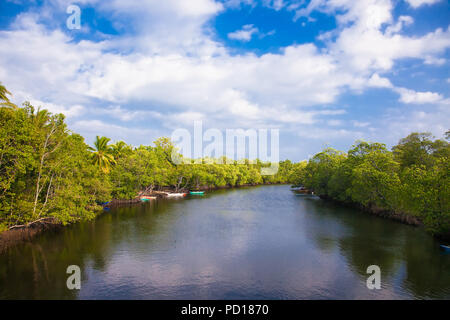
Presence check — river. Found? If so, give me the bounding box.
[0,185,449,299]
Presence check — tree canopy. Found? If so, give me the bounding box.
[0,84,448,239]
[292,135,449,237]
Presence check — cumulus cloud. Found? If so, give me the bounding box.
[368,74,393,88]
[405,0,442,8]
[395,88,444,104]
[0,0,448,156]
[228,24,259,41]
[227,24,275,42]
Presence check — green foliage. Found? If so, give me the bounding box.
[0,102,109,229]
[294,136,450,237]
[0,85,300,231]
[399,159,449,234]
[88,136,116,174]
[1,84,448,239]
[392,132,449,169]
[0,82,17,109]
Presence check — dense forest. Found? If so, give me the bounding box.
[0,84,449,240]
[0,84,298,232]
[293,133,450,238]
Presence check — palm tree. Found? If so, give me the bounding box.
[88,136,116,174]
[0,82,18,109]
[111,140,132,159]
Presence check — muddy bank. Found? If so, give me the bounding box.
[0,220,62,254]
[318,194,422,226]
[316,195,450,241]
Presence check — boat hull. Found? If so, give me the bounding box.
[190,191,205,195]
[166,193,187,197]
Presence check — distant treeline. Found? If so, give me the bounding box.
[0,84,448,239]
[293,132,449,238]
[0,85,299,232]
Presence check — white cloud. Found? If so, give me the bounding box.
[262,0,285,11]
[353,121,371,128]
[395,88,443,104]
[92,105,163,122]
[385,15,414,35]
[368,73,393,88]
[405,0,441,8]
[30,100,85,118]
[377,102,449,148]
[228,24,259,41]
[294,0,450,73]
[327,119,343,126]
[72,119,159,146]
[0,0,449,158]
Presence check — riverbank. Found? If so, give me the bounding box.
[2,184,449,299]
[317,194,450,242]
[0,183,285,252]
[318,194,422,226]
[0,219,62,254]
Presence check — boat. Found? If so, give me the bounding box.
[440,244,450,252]
[190,191,205,195]
[166,193,187,197]
[140,196,156,202]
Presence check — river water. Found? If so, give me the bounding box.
[0,185,449,299]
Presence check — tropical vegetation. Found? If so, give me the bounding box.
[0,85,448,240]
[293,133,450,238]
[0,87,296,232]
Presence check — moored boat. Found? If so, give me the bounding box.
[166,193,187,197]
[440,244,450,252]
[140,196,156,202]
[139,196,156,201]
[190,191,205,195]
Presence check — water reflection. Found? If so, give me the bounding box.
[301,196,450,298]
[0,185,448,299]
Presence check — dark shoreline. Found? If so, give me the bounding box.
[318,194,450,242]
[0,183,283,253]
[318,194,422,226]
[0,222,63,254]
[2,183,447,253]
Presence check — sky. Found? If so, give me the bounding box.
[0,0,449,161]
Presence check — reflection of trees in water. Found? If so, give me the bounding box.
[0,200,175,299]
[0,240,79,299]
[401,237,450,298]
[301,198,450,299]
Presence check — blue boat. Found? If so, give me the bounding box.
[440,244,450,252]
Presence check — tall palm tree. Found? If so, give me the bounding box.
[111,140,132,159]
[88,136,116,174]
[0,82,18,109]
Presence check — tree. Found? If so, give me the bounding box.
[0,82,17,109]
[303,148,346,196]
[349,150,401,210]
[89,136,116,174]
[0,103,110,230]
[111,140,133,160]
[400,159,449,235]
[392,132,448,169]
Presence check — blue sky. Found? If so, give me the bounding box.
[0,0,449,161]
